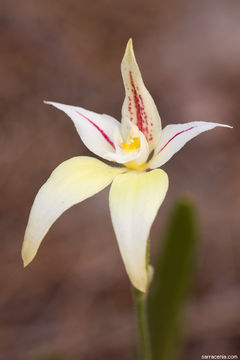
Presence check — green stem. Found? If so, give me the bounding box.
[133,288,151,360]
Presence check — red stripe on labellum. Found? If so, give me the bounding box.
[76,111,115,149]
[158,126,195,154]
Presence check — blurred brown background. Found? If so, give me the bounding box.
[1,0,240,359]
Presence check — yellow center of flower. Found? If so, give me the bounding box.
[121,137,141,153]
[121,136,147,171]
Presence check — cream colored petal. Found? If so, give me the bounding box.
[149,121,232,169]
[44,101,120,160]
[121,39,161,151]
[109,169,169,292]
[22,157,125,267]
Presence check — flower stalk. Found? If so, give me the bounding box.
[133,287,151,360]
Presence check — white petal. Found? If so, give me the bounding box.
[109,169,169,292]
[121,39,161,151]
[44,101,121,160]
[22,156,125,267]
[149,121,232,169]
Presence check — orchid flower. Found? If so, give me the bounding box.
[22,39,231,292]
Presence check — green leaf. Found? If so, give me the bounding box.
[147,196,198,360]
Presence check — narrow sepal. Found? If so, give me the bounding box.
[44,101,120,160]
[149,121,232,169]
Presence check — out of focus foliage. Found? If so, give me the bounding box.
[148,197,197,360]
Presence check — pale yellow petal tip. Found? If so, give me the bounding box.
[123,38,135,62]
[126,38,133,50]
[21,247,34,268]
[131,271,149,293]
[134,266,154,293]
[131,263,155,292]
[134,282,147,293]
[23,259,29,268]
[22,255,31,268]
